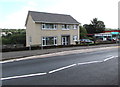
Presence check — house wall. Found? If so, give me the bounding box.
[26,15,37,47]
[26,15,79,47]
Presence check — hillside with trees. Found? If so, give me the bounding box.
[1,29,26,46]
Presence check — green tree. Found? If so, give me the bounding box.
[10,33,26,45]
[2,38,11,44]
[79,26,88,39]
[83,18,105,34]
[2,29,26,46]
[83,24,94,34]
[91,18,105,33]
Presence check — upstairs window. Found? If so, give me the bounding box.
[54,25,57,29]
[62,24,70,30]
[73,25,78,29]
[42,24,57,30]
[42,24,45,29]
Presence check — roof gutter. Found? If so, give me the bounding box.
[35,21,80,25]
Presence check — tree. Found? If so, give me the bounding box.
[91,18,105,33]
[10,33,26,45]
[83,24,94,34]
[2,29,26,46]
[79,26,88,39]
[83,18,105,34]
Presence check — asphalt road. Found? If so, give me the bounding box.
[2,47,118,85]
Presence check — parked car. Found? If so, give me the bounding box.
[79,39,93,43]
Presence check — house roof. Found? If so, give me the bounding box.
[25,11,80,26]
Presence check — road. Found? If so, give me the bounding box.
[2,46,118,85]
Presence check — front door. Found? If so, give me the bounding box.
[62,36,70,45]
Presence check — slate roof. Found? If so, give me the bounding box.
[26,11,80,25]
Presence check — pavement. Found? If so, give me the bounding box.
[2,47,118,85]
[2,44,118,61]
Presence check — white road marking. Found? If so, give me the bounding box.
[78,61,102,65]
[0,59,16,64]
[1,55,118,81]
[103,56,118,62]
[48,64,77,74]
[1,72,47,81]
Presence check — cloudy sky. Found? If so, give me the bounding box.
[0,0,119,29]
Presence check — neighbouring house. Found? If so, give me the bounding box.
[0,32,7,37]
[0,31,12,37]
[25,11,80,47]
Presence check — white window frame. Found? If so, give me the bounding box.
[54,37,57,45]
[42,37,46,46]
[42,24,46,29]
[62,24,70,30]
[42,37,57,46]
[73,35,78,41]
[54,24,57,29]
[62,25,65,29]
[42,24,57,30]
[73,25,78,29]
[67,25,70,29]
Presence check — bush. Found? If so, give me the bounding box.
[2,41,116,52]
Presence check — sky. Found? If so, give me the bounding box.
[0,0,119,29]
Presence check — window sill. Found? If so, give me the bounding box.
[62,29,70,30]
[42,44,57,46]
[42,28,57,30]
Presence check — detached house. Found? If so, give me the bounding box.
[25,11,80,47]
